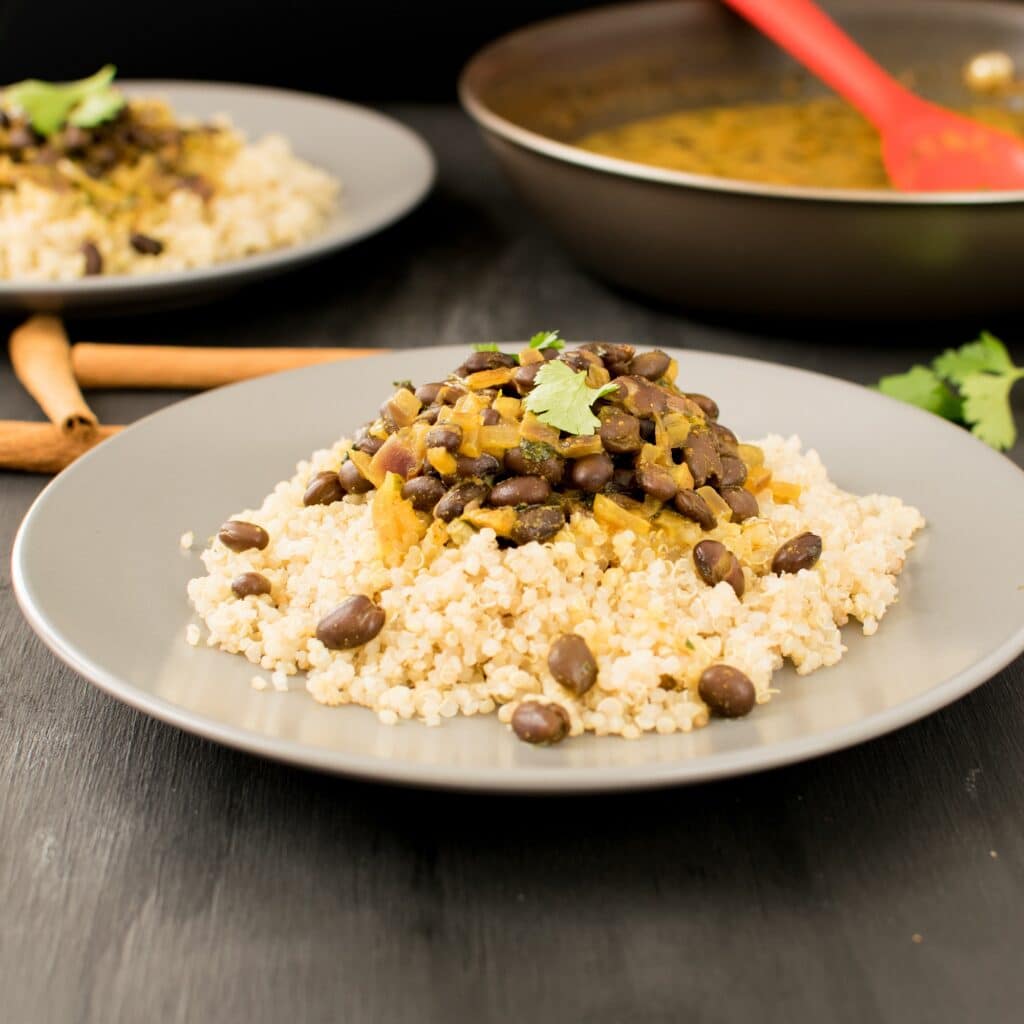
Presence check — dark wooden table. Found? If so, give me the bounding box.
[3,107,1023,1024]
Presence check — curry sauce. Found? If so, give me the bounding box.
[576,96,1024,189]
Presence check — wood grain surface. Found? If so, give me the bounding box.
[2,106,1022,1024]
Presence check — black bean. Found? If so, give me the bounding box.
[581,342,634,377]
[512,362,543,395]
[0,110,9,129]
[771,532,823,575]
[629,349,671,380]
[636,463,678,502]
[693,540,744,597]
[434,481,489,522]
[303,470,344,506]
[218,520,269,552]
[718,455,748,488]
[316,595,386,650]
[401,475,446,512]
[129,232,164,255]
[457,453,501,479]
[609,466,637,493]
[638,417,656,442]
[686,392,719,420]
[548,634,598,696]
[699,665,756,717]
[511,505,565,545]
[558,350,600,373]
[457,350,517,375]
[415,382,444,405]
[231,572,272,598]
[417,405,440,425]
[599,410,643,454]
[709,421,739,457]
[504,446,564,486]
[81,241,103,276]
[338,460,373,495]
[352,427,384,456]
[612,376,670,417]
[481,407,501,426]
[570,452,614,493]
[511,701,571,744]
[720,486,759,522]
[673,489,716,530]
[426,423,462,452]
[683,428,723,487]
[489,476,551,507]
[60,124,91,151]
[7,124,38,150]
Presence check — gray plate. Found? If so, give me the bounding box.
[12,346,1024,792]
[0,82,435,313]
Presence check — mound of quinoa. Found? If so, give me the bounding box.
[186,433,924,739]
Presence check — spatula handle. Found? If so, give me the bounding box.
[720,0,914,128]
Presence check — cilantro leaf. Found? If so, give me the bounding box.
[878,365,962,420]
[961,371,1022,450]
[529,330,565,352]
[523,359,618,435]
[5,65,124,137]
[473,343,500,352]
[933,331,1016,385]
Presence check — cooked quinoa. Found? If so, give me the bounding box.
[187,432,924,740]
[0,96,338,280]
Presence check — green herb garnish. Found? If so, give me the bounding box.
[392,379,413,391]
[473,343,501,352]
[529,330,565,352]
[878,332,1023,450]
[4,65,125,137]
[524,360,618,435]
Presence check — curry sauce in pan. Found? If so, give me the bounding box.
[576,96,1024,189]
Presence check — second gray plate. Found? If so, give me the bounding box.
[13,346,1024,791]
[0,82,435,313]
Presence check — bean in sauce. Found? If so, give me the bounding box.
[456,453,501,479]
[636,463,678,502]
[401,475,447,512]
[718,456,748,489]
[489,476,551,507]
[426,424,462,452]
[303,470,345,507]
[570,452,614,493]
[434,481,489,522]
[629,349,671,381]
[504,445,565,486]
[511,505,565,545]
[599,410,643,454]
[339,460,373,495]
[674,489,716,530]
[720,486,758,523]
[686,393,719,420]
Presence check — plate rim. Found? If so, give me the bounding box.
[0,80,436,300]
[12,345,1024,792]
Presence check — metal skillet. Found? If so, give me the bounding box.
[459,0,1024,319]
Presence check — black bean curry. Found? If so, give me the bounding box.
[575,96,1024,189]
[217,339,824,743]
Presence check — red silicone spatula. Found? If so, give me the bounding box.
[721,0,1024,191]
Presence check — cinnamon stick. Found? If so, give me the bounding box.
[70,343,381,390]
[0,421,123,473]
[9,316,99,437]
